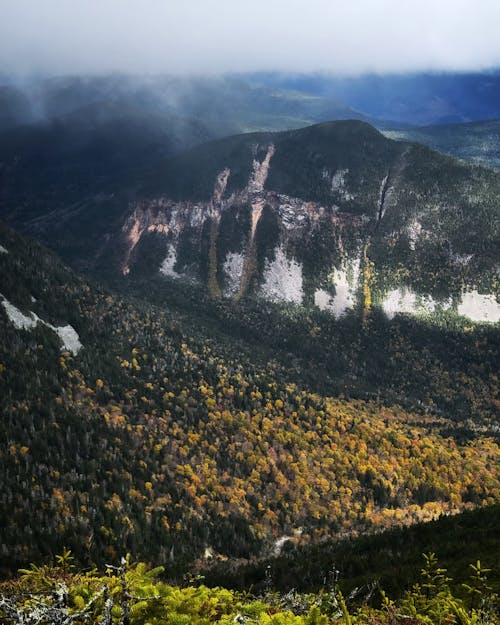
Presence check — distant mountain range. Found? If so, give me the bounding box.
[0,75,377,231]
[383,118,500,169]
[251,70,500,125]
[6,71,500,132]
[0,74,370,134]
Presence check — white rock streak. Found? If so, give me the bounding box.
[314,256,499,324]
[0,244,8,254]
[248,145,275,193]
[382,288,435,319]
[322,167,353,201]
[381,287,500,323]
[213,167,231,204]
[159,245,180,278]
[315,258,361,317]
[51,325,83,355]
[236,145,275,298]
[1,296,37,329]
[223,252,245,296]
[1,294,82,354]
[457,290,500,322]
[407,219,422,250]
[260,246,303,304]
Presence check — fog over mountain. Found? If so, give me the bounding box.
[1,0,500,76]
[1,2,500,622]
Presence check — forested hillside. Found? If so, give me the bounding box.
[122,274,500,428]
[201,504,500,597]
[384,119,500,169]
[1,222,499,579]
[3,5,500,624]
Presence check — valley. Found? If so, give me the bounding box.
[0,222,498,583]
[0,66,499,624]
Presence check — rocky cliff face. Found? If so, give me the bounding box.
[123,146,364,304]
[120,123,500,323]
[2,120,497,322]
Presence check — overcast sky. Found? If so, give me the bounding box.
[1,0,500,76]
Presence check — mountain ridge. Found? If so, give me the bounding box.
[113,121,499,323]
[2,120,498,323]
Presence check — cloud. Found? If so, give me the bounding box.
[1,0,500,76]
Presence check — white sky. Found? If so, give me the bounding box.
[1,0,500,76]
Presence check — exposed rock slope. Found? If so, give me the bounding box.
[119,122,499,322]
[2,120,499,322]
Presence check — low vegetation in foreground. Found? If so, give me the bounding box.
[0,552,498,625]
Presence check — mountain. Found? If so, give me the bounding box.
[252,71,500,125]
[0,101,214,226]
[2,120,498,426]
[0,77,380,242]
[1,221,498,577]
[0,75,368,135]
[8,120,497,324]
[0,85,34,131]
[120,121,500,322]
[383,118,500,169]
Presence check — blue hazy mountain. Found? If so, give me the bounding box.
[250,71,500,125]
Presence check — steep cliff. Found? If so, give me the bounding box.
[2,120,498,322]
[118,122,499,322]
